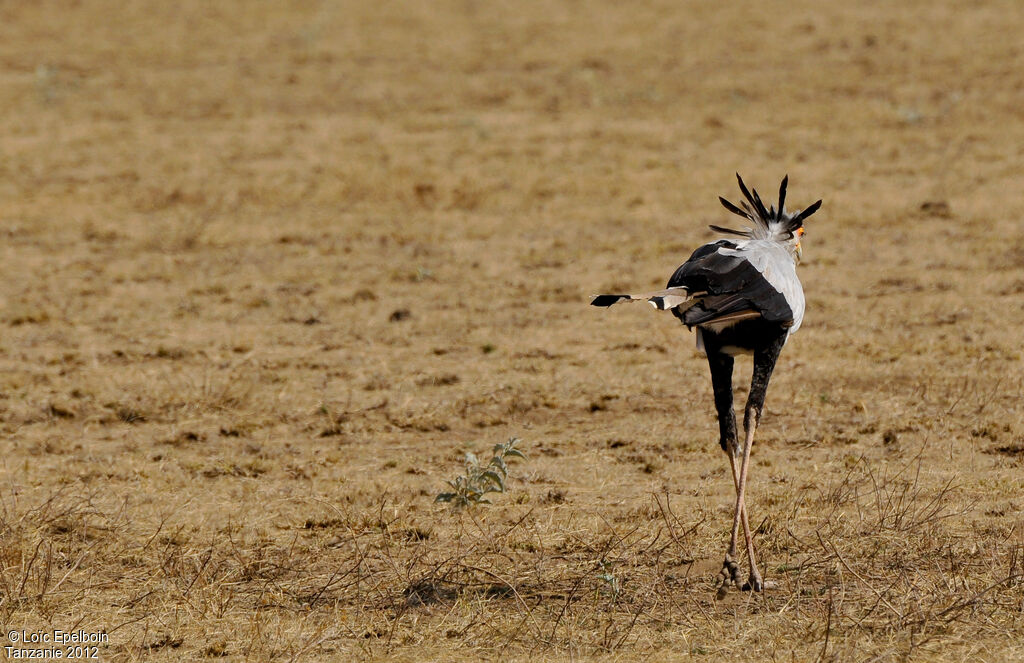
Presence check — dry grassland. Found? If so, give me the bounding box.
[2,0,1024,660]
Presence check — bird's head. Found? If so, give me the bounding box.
[712,174,822,263]
[793,227,805,262]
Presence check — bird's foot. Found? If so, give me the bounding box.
[728,558,743,586]
[715,575,730,600]
[716,555,742,599]
[741,571,763,592]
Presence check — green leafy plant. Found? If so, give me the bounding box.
[597,560,620,598]
[435,437,525,510]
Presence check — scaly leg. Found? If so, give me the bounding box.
[736,333,787,592]
[717,451,743,596]
[728,447,758,590]
[736,421,762,591]
[706,348,747,595]
[726,420,759,592]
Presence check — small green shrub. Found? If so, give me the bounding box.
[435,437,525,510]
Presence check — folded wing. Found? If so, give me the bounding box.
[668,240,794,329]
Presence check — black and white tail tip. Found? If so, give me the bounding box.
[590,288,692,311]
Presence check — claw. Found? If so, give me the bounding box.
[741,572,764,592]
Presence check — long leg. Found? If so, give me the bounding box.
[728,453,755,559]
[725,421,759,592]
[706,347,748,591]
[734,418,759,590]
[725,451,756,587]
[736,334,787,592]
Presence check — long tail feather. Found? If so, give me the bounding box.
[591,287,693,311]
[591,294,629,307]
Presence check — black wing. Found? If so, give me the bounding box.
[667,241,793,327]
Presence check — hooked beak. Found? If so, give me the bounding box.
[796,241,802,261]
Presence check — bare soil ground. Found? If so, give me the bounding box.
[2,1,1024,660]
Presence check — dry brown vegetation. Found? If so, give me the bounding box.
[2,0,1024,660]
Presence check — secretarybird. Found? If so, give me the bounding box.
[591,174,821,595]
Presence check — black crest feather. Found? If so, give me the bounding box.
[711,175,820,239]
[708,224,751,237]
[791,199,822,225]
[718,196,751,220]
[735,173,770,220]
